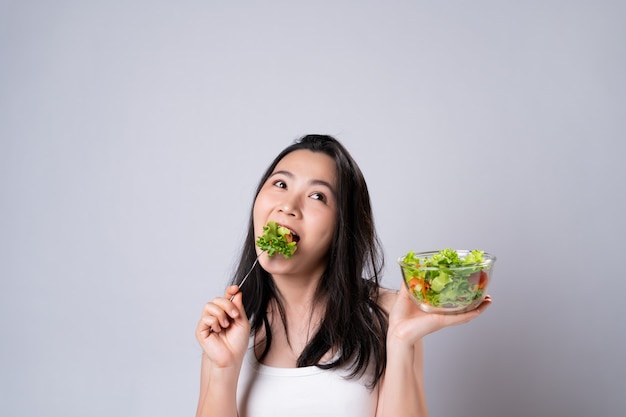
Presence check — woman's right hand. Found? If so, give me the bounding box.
[195,285,251,368]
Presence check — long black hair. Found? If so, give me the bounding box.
[231,134,388,387]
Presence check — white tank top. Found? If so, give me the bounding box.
[236,339,379,417]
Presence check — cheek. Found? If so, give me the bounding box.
[308,211,336,247]
[252,196,270,232]
[253,188,274,211]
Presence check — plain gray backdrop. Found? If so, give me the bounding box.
[1,1,625,416]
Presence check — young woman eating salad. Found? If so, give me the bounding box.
[195,134,492,417]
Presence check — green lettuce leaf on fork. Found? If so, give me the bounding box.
[256,221,298,259]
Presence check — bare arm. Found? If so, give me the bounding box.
[376,286,491,417]
[195,286,250,417]
[376,337,428,416]
[196,353,241,417]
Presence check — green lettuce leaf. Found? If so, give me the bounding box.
[255,221,297,259]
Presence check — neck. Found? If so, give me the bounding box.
[271,272,323,311]
[269,272,329,340]
[258,272,329,366]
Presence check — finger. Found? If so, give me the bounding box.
[225,285,240,298]
[447,297,492,325]
[196,315,221,343]
[223,285,248,320]
[202,300,232,329]
[230,291,249,326]
[474,295,492,314]
[230,290,245,311]
[212,296,241,322]
[394,284,417,313]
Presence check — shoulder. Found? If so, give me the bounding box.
[375,287,399,315]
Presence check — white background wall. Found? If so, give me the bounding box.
[1,1,625,416]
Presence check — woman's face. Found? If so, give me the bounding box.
[253,149,338,278]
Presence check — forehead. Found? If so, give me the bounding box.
[273,150,337,187]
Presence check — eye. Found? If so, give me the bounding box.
[310,192,327,203]
[272,180,287,189]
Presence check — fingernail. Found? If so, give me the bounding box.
[231,309,239,317]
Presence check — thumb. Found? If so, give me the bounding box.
[230,291,249,325]
[395,284,418,313]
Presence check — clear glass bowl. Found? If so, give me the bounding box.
[398,250,496,314]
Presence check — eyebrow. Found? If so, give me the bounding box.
[270,170,337,197]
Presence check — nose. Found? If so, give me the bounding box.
[278,195,300,217]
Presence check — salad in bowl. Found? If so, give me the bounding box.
[398,248,496,314]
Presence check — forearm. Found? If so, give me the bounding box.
[196,353,241,417]
[377,338,428,417]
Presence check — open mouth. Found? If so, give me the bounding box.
[281,225,300,243]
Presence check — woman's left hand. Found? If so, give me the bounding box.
[387,284,492,346]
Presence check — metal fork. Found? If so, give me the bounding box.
[229,253,261,301]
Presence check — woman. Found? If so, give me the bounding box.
[195,134,491,417]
